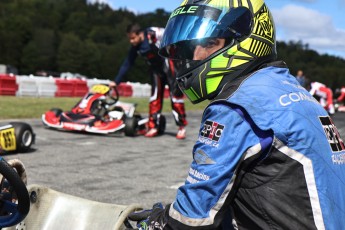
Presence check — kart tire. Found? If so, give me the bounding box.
[50,108,63,116]
[0,158,30,227]
[158,115,166,134]
[9,122,35,153]
[135,115,146,131]
[124,117,138,137]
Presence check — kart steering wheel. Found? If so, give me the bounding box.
[107,85,120,105]
[0,157,30,228]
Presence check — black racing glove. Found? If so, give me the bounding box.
[127,202,164,230]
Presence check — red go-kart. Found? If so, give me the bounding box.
[41,84,164,136]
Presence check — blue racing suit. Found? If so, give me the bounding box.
[148,61,345,229]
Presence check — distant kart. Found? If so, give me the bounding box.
[0,122,35,153]
[41,84,165,136]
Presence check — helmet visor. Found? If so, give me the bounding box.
[159,5,253,61]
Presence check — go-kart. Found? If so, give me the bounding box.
[0,158,142,229]
[42,84,165,136]
[0,122,35,154]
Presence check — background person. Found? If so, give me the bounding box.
[110,24,188,139]
[307,81,335,115]
[295,69,306,88]
[127,0,345,229]
[335,86,345,112]
[336,86,345,103]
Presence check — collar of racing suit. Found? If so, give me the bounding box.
[213,60,288,102]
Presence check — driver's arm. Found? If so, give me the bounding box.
[114,46,137,84]
[147,102,265,229]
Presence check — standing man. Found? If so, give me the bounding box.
[295,69,306,87]
[128,0,345,229]
[111,24,188,139]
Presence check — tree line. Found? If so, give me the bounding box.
[1,0,344,89]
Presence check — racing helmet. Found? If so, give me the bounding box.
[159,0,276,103]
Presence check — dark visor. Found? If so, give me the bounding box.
[159,5,253,60]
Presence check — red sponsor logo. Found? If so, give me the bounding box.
[63,123,86,131]
[200,120,224,142]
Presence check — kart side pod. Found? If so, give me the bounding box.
[3,184,143,230]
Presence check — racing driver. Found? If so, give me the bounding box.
[111,24,188,139]
[128,0,345,229]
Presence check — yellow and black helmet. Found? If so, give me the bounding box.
[159,0,276,103]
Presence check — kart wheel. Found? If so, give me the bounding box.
[9,122,35,153]
[50,108,63,116]
[158,115,166,134]
[124,117,138,137]
[135,115,146,131]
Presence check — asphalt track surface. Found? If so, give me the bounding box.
[2,111,345,209]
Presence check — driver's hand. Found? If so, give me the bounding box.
[109,81,116,88]
[127,202,164,230]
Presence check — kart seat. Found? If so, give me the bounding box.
[3,184,142,230]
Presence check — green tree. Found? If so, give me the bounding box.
[63,12,89,38]
[57,33,84,74]
[82,40,101,77]
[21,29,57,74]
[0,15,33,68]
[20,41,40,74]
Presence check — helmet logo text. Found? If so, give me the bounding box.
[170,5,199,19]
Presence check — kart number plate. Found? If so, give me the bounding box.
[0,127,16,151]
[91,84,109,94]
